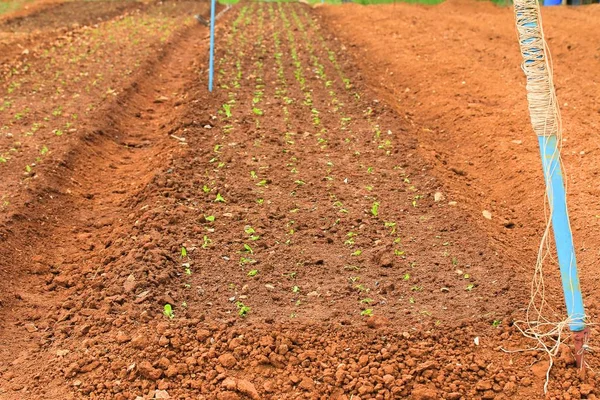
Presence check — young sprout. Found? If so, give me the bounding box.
[163,304,174,319]
[371,202,380,217]
[205,215,215,222]
[361,309,373,316]
[248,269,258,277]
[236,301,250,317]
[243,244,253,254]
[181,246,188,258]
[182,260,192,275]
[215,193,226,203]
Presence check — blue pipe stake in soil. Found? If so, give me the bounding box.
[538,135,586,332]
[208,0,216,92]
[517,5,588,369]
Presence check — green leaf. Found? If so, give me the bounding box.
[248,269,258,277]
[205,215,215,222]
[215,193,226,203]
[163,304,174,319]
[371,202,380,217]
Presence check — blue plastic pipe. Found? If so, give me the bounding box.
[209,0,216,92]
[517,14,586,332]
[538,135,586,332]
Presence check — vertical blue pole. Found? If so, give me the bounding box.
[538,135,586,332]
[209,0,216,92]
[517,15,586,333]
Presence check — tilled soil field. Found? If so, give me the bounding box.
[0,1,599,399]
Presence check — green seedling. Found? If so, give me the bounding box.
[236,301,251,317]
[292,285,300,293]
[403,273,410,281]
[361,309,373,317]
[466,284,475,291]
[202,235,212,249]
[250,170,258,179]
[252,108,263,116]
[183,262,192,275]
[215,193,226,203]
[222,104,232,118]
[352,250,362,256]
[248,269,258,277]
[360,298,373,304]
[239,257,256,265]
[243,244,254,254]
[163,304,174,319]
[205,215,215,222]
[371,202,380,217]
[492,319,502,328]
[180,246,188,258]
[355,284,368,292]
[203,185,211,193]
[40,146,49,156]
[285,272,297,280]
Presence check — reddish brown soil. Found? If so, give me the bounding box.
[0,1,598,399]
[318,0,600,397]
[0,1,143,31]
